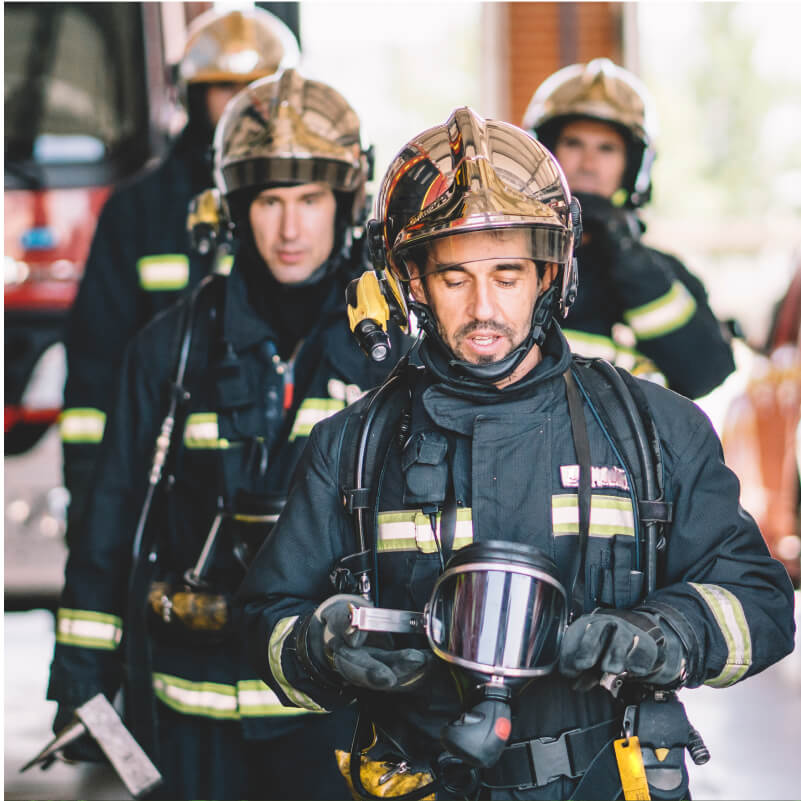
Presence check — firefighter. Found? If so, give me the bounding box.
[47,70,406,801]
[235,108,795,800]
[523,58,735,399]
[59,7,300,548]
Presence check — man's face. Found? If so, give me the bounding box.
[408,229,556,365]
[205,81,250,127]
[249,183,338,285]
[554,119,626,198]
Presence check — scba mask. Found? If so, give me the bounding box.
[349,541,568,768]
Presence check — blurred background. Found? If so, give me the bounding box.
[4,2,800,798]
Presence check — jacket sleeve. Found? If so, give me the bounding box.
[611,243,735,398]
[235,416,360,713]
[48,329,163,707]
[639,392,795,689]
[61,188,146,546]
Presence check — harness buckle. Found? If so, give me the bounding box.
[527,727,580,786]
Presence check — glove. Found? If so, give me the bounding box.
[559,608,687,688]
[52,705,107,763]
[304,594,432,692]
[573,191,642,251]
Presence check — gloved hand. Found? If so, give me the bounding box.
[305,594,432,692]
[52,705,107,763]
[559,608,687,688]
[573,191,642,251]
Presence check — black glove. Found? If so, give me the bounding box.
[573,192,642,250]
[303,594,432,692]
[560,608,687,688]
[52,705,107,763]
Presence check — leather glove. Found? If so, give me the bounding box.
[52,705,107,763]
[304,594,432,692]
[559,608,687,688]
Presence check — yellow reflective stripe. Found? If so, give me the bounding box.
[563,330,662,378]
[688,582,752,687]
[59,408,106,444]
[268,616,328,712]
[377,508,474,553]
[183,412,231,449]
[623,281,697,340]
[136,254,189,290]
[215,253,234,276]
[563,330,619,362]
[552,494,635,537]
[153,672,238,719]
[236,679,315,717]
[288,398,346,442]
[56,608,122,650]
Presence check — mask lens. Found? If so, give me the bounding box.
[428,561,566,677]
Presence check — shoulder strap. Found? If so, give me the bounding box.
[332,364,415,599]
[570,357,672,594]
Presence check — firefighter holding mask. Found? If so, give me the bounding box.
[236,108,794,800]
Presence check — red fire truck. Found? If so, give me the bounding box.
[4,2,186,454]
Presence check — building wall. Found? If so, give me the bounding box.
[501,2,624,127]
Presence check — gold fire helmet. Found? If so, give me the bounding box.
[522,58,657,206]
[212,69,370,223]
[179,7,300,88]
[370,107,579,319]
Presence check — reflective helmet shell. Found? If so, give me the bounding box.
[523,58,657,206]
[212,69,369,223]
[374,107,577,316]
[179,7,300,88]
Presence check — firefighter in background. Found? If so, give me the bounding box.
[235,108,794,800]
[47,70,405,800]
[524,58,735,399]
[59,7,300,548]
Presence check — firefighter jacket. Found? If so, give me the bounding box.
[60,127,215,543]
[47,254,405,741]
[563,232,736,400]
[236,325,795,796]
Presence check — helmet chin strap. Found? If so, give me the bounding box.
[409,284,559,385]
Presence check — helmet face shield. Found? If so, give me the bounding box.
[396,227,570,284]
[426,542,567,679]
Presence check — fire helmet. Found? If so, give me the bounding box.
[523,58,657,207]
[368,106,580,383]
[179,7,300,90]
[212,69,371,226]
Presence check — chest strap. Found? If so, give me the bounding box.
[483,717,620,792]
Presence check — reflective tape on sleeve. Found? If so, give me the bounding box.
[552,494,635,537]
[136,254,190,291]
[623,281,697,340]
[236,679,316,718]
[688,582,752,687]
[377,508,474,553]
[183,412,231,449]
[288,398,346,442]
[267,616,328,712]
[59,408,106,444]
[152,673,238,719]
[56,608,122,650]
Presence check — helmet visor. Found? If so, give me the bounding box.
[427,559,567,678]
[395,227,570,282]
